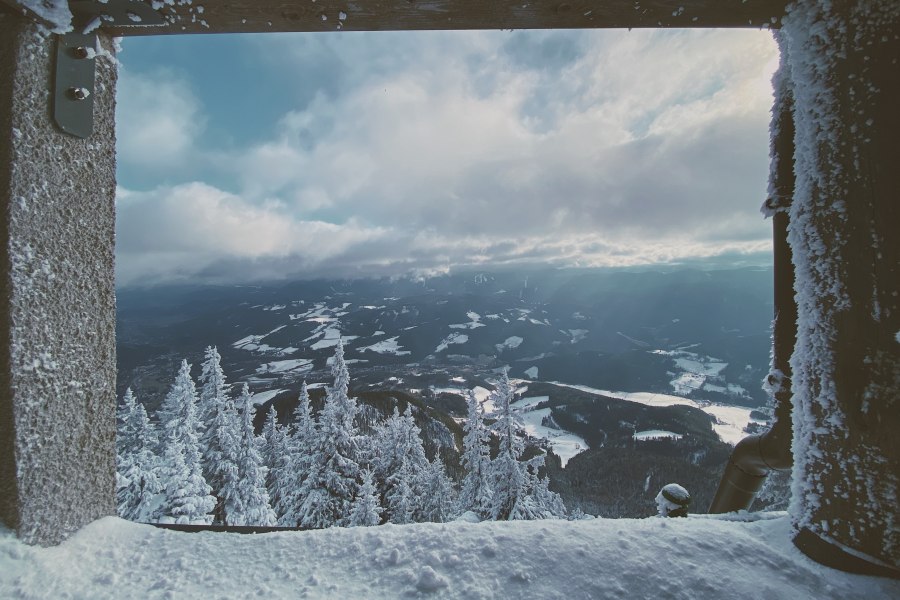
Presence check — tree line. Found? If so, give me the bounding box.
[116,341,567,527]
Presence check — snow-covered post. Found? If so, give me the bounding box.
[780,1,900,575]
[0,14,118,545]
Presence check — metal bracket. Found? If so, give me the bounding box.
[53,1,166,138]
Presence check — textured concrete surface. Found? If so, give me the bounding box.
[0,13,117,546]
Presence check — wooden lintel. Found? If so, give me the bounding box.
[99,0,788,37]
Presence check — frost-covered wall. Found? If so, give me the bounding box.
[0,13,117,546]
[781,0,899,568]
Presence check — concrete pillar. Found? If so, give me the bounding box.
[0,12,117,545]
[781,1,900,574]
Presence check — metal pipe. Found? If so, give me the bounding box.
[709,59,796,514]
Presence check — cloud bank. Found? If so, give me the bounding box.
[115,29,778,286]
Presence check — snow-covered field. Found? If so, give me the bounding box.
[249,388,286,407]
[634,430,684,441]
[512,396,587,467]
[2,515,895,599]
[549,382,764,445]
[357,336,411,356]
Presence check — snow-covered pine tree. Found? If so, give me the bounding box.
[487,370,526,520]
[417,458,458,523]
[157,360,217,524]
[388,463,416,525]
[197,346,233,521]
[260,405,290,519]
[348,469,383,527]
[484,372,566,521]
[511,454,567,520]
[274,382,316,526]
[116,388,163,521]
[372,405,430,523]
[458,389,493,519]
[221,384,277,526]
[296,341,362,528]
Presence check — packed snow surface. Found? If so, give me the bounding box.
[1,515,896,599]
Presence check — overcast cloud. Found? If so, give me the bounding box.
[115,29,778,286]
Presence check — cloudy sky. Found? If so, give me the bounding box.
[115,28,779,287]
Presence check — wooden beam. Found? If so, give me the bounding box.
[101,0,788,37]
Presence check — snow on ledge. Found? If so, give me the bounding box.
[2,515,897,599]
[19,0,73,33]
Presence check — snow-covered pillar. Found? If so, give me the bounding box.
[781,1,900,575]
[0,12,117,545]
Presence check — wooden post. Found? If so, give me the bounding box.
[781,0,900,574]
[0,12,118,545]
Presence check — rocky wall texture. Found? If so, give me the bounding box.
[0,12,117,546]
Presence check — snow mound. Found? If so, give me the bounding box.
[1,515,896,599]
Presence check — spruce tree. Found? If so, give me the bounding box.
[158,360,216,524]
[221,385,277,526]
[197,346,233,520]
[116,388,163,521]
[458,390,493,519]
[485,371,567,520]
[276,381,316,526]
[296,341,362,528]
[348,469,383,527]
[417,458,457,523]
[260,405,289,518]
[371,405,430,522]
[488,371,525,520]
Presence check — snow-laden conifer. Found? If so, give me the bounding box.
[486,371,566,520]
[417,458,458,523]
[291,380,316,474]
[260,405,290,515]
[221,384,277,526]
[348,469,383,527]
[116,388,163,521]
[457,390,493,519]
[512,455,567,520]
[372,405,430,523]
[276,381,316,526]
[388,464,417,525]
[158,360,216,524]
[296,341,362,528]
[487,371,526,520]
[197,346,233,513]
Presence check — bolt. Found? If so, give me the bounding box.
[68,87,90,101]
[72,46,89,59]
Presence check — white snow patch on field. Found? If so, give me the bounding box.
[524,366,539,379]
[2,515,894,599]
[511,396,586,467]
[548,382,756,446]
[495,336,523,352]
[449,311,485,330]
[435,333,469,353]
[309,327,358,350]
[634,430,684,441]
[256,359,313,375]
[568,329,589,344]
[249,388,286,406]
[357,336,411,356]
